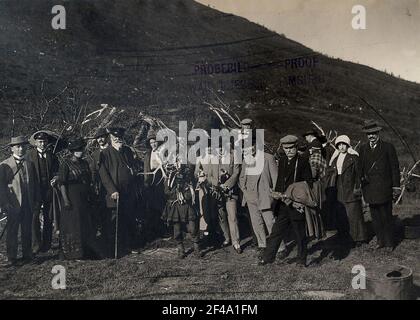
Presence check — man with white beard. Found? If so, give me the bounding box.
[98,127,140,257]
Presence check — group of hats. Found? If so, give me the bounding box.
[7,120,382,149]
[279,119,382,148]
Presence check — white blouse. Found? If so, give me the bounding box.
[336,153,347,175]
[150,150,161,170]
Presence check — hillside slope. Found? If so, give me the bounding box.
[1,0,419,162]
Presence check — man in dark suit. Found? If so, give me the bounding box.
[0,136,40,266]
[99,127,140,257]
[28,131,59,253]
[259,135,313,266]
[356,120,401,251]
[89,128,110,247]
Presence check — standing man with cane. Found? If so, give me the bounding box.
[99,127,140,258]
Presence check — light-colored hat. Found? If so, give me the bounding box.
[8,136,29,147]
[335,135,351,147]
[241,118,253,125]
[280,135,298,147]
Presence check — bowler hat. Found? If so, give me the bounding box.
[362,120,382,133]
[107,127,126,138]
[67,138,87,151]
[8,136,29,147]
[93,128,108,139]
[280,135,298,147]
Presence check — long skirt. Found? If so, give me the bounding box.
[336,177,368,242]
[60,183,92,260]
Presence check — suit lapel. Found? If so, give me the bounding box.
[8,156,22,205]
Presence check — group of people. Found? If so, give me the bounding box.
[0,117,402,268]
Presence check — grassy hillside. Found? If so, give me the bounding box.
[0,0,419,165]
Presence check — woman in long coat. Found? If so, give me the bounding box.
[58,138,94,260]
[329,135,367,245]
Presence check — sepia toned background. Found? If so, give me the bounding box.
[197,0,420,83]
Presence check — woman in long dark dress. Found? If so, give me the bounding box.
[329,135,368,245]
[58,138,93,260]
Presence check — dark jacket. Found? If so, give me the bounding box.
[98,145,137,208]
[329,153,360,203]
[275,154,313,193]
[27,148,59,202]
[358,140,400,204]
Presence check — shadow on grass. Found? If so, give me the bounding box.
[307,235,352,266]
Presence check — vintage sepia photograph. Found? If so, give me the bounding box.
[0,0,419,304]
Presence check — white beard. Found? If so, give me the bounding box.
[112,141,123,150]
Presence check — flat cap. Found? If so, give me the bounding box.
[107,127,126,138]
[280,135,298,146]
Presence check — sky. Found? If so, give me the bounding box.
[196,0,420,83]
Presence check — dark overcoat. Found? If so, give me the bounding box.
[275,154,313,193]
[357,140,400,204]
[27,148,59,202]
[330,153,360,203]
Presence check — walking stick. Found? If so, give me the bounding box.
[114,196,119,259]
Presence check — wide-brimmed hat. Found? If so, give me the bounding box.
[8,136,29,147]
[362,120,382,133]
[30,130,54,143]
[107,127,126,138]
[67,138,87,151]
[241,118,253,125]
[302,129,318,137]
[335,135,351,147]
[280,135,298,147]
[93,128,108,139]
